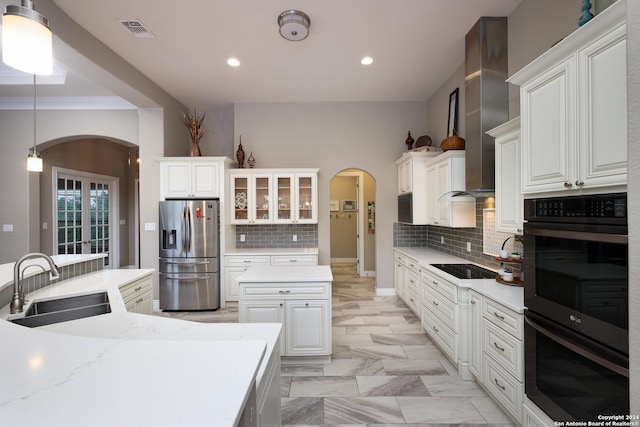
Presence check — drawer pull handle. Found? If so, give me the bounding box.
[243,260,252,263]
[493,312,505,320]
[432,300,438,306]
[279,290,291,294]
[134,286,142,291]
[432,326,439,332]
[136,297,144,303]
[471,300,476,305]
[409,264,415,268]
[494,378,505,390]
[432,280,438,285]
[410,298,414,302]
[290,259,298,262]
[410,279,415,284]
[494,342,505,352]
[280,303,283,307]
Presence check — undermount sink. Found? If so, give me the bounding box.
[9,292,111,328]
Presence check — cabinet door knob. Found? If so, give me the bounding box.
[575,180,584,187]
[471,300,476,305]
[432,300,438,306]
[432,326,439,332]
[305,303,309,307]
[494,342,505,352]
[564,182,573,188]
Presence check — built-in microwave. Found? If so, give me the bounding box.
[398,193,413,224]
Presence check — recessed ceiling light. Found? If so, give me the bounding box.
[227,58,240,67]
[361,57,373,65]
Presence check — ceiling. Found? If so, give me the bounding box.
[2,0,523,109]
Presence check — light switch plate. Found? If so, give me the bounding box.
[240,234,246,242]
[2,224,13,232]
[144,222,156,231]
[466,242,471,252]
[292,234,297,242]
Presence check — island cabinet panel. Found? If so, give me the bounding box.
[238,271,332,359]
[120,275,153,315]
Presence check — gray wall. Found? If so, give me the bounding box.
[627,0,639,416]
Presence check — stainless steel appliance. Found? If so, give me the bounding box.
[523,193,629,421]
[159,200,220,310]
[397,193,413,224]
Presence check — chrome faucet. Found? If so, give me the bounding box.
[10,253,61,314]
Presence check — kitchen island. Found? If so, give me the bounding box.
[0,265,281,427]
[238,265,333,363]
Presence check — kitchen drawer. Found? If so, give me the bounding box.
[523,397,554,427]
[407,288,420,315]
[240,283,330,299]
[394,252,407,266]
[270,255,318,266]
[119,276,152,302]
[421,306,457,363]
[225,255,270,267]
[421,270,457,303]
[482,356,523,423]
[482,319,523,381]
[406,269,419,294]
[482,298,523,340]
[422,286,456,332]
[405,257,420,273]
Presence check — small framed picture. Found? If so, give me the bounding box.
[447,87,459,137]
[329,200,339,212]
[342,200,356,211]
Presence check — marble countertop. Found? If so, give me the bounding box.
[0,269,278,427]
[237,265,333,283]
[394,247,524,312]
[225,247,319,256]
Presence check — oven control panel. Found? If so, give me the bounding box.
[525,193,627,222]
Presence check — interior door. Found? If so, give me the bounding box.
[56,172,115,267]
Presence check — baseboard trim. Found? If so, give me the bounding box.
[331,258,357,263]
[362,270,376,277]
[376,287,397,296]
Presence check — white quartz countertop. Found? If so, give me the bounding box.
[0,268,278,427]
[237,265,333,283]
[225,247,319,255]
[394,247,524,312]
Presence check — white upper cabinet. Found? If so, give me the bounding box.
[230,169,318,225]
[425,151,476,228]
[489,118,523,235]
[158,157,231,199]
[395,151,439,196]
[509,3,627,196]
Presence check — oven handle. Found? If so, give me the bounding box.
[524,225,628,245]
[524,314,629,378]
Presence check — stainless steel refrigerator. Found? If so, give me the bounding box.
[159,199,220,310]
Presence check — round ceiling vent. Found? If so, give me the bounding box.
[277,10,310,41]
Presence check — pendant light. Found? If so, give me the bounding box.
[27,74,42,172]
[2,0,53,75]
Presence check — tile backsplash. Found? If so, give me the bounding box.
[235,224,318,248]
[394,199,522,270]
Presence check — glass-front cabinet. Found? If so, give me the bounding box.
[231,173,273,224]
[231,169,318,225]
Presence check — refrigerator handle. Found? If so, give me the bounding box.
[181,206,188,253]
[186,207,192,252]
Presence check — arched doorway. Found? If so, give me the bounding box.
[329,169,376,277]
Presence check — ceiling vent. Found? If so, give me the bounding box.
[278,10,310,41]
[119,19,155,38]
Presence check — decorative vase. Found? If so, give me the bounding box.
[189,141,201,157]
[236,137,245,168]
[247,152,256,168]
[405,131,414,150]
[578,0,594,26]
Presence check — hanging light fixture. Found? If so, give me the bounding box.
[27,74,42,172]
[2,0,53,75]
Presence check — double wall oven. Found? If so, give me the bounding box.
[523,193,629,421]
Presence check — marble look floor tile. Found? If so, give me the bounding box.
[333,334,374,346]
[324,397,405,424]
[324,359,385,376]
[281,364,325,377]
[356,376,430,396]
[344,325,394,335]
[404,316,420,324]
[437,357,459,376]
[342,307,383,316]
[334,316,367,326]
[281,376,292,397]
[349,345,408,360]
[470,395,515,424]
[289,376,359,397]
[362,315,411,325]
[333,326,347,335]
[371,334,431,345]
[396,396,487,424]
[331,345,353,359]
[381,359,447,376]
[401,344,446,360]
[419,375,486,396]
[281,397,324,425]
[333,302,361,310]
[388,323,426,334]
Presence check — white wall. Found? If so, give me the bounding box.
[234,101,427,290]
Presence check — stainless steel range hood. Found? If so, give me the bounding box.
[463,16,509,196]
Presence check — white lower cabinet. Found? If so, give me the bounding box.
[393,250,421,317]
[239,281,331,358]
[120,275,153,314]
[225,254,317,302]
[468,290,483,380]
[523,396,555,427]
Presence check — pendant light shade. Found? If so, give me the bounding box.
[2,0,53,75]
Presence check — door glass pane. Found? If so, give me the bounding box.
[90,181,110,265]
[233,176,248,221]
[298,176,312,220]
[254,176,270,221]
[277,176,291,220]
[57,178,82,254]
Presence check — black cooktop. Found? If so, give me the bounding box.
[430,263,496,280]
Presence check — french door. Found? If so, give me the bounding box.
[55,169,118,267]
